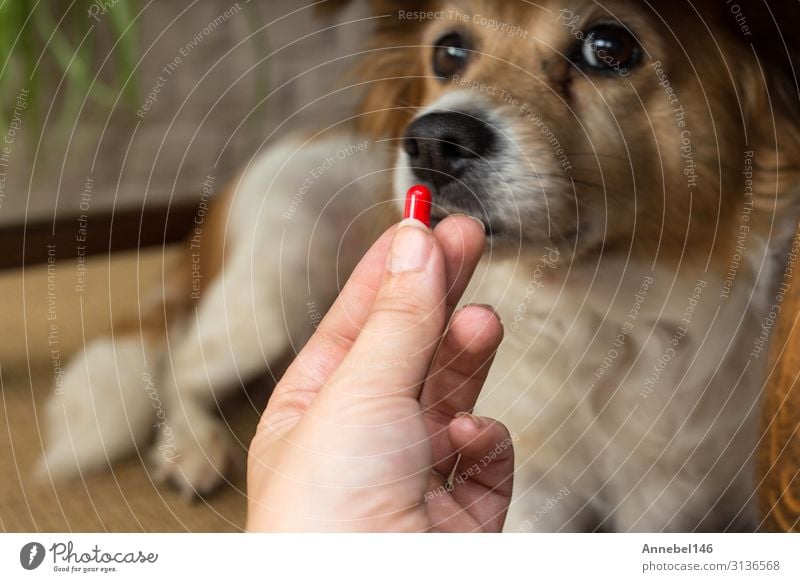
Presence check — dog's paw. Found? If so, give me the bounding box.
[38,338,156,481]
[149,416,241,499]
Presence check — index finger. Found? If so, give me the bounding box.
[272,224,399,400]
[265,216,486,424]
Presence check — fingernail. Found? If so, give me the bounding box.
[389,219,433,273]
[463,303,504,331]
[454,411,484,430]
[464,303,499,317]
[450,213,486,231]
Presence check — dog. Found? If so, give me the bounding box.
[41,0,800,532]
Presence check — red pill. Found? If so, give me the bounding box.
[404,184,432,227]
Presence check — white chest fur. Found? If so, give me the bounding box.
[469,252,773,531]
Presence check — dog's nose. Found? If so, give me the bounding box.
[404,112,495,187]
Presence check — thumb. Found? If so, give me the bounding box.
[324,219,448,400]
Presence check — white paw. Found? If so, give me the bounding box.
[149,415,241,499]
[38,338,155,481]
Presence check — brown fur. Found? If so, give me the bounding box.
[114,183,235,342]
[352,0,800,273]
[761,224,800,531]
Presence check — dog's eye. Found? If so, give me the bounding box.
[577,24,642,74]
[432,32,471,79]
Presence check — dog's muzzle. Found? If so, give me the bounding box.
[403,111,496,190]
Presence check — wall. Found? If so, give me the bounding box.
[0,0,373,225]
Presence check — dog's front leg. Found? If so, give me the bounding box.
[150,134,392,496]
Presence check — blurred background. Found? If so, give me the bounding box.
[0,0,369,226]
[0,0,373,532]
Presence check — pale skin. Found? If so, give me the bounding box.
[246,216,514,532]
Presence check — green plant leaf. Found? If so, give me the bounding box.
[0,0,141,128]
[106,0,139,110]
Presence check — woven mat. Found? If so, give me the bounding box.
[0,249,264,532]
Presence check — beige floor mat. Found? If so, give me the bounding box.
[0,248,265,532]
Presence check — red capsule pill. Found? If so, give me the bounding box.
[404,184,432,227]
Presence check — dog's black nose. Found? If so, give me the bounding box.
[404,112,495,188]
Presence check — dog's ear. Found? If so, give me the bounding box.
[729,2,800,230]
[743,2,800,82]
[315,0,428,19]
[743,1,800,123]
[315,1,434,138]
[352,2,434,139]
[314,0,355,18]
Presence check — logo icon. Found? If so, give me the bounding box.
[20,542,45,570]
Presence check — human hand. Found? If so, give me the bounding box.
[246,216,513,532]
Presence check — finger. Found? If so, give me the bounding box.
[448,415,515,528]
[277,215,483,398]
[423,305,503,417]
[433,215,486,319]
[322,219,448,400]
[264,225,398,423]
[320,217,487,402]
[267,216,486,423]
[420,305,503,473]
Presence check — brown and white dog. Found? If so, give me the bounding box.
[42,0,800,532]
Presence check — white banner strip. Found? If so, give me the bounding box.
[1,533,798,581]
